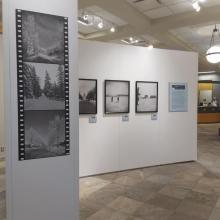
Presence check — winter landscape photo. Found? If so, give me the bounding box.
[25,110,66,159]
[105,80,130,113]
[136,81,158,113]
[24,62,65,110]
[79,79,97,114]
[22,11,65,64]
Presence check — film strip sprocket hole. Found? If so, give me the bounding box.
[16,9,70,160]
[64,17,70,155]
[16,9,25,160]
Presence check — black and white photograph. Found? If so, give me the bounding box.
[16,9,69,160]
[79,79,97,114]
[22,11,65,64]
[24,110,66,160]
[105,80,130,114]
[24,62,65,110]
[136,81,158,113]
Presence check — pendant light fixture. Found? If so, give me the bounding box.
[206,25,220,64]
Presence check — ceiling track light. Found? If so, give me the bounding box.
[147,44,154,50]
[97,21,104,29]
[192,1,201,12]
[206,25,220,64]
[110,27,116,33]
[121,37,140,45]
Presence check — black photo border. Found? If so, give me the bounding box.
[16,9,70,160]
[135,81,158,113]
[104,80,130,114]
[79,78,98,115]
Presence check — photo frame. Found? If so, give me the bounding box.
[104,80,130,114]
[79,79,97,115]
[16,9,70,160]
[136,81,158,113]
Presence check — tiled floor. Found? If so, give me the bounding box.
[1,124,220,220]
[80,124,220,220]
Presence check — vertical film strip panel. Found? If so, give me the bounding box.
[16,9,25,160]
[64,17,70,155]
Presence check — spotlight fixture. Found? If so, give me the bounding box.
[83,14,89,20]
[192,1,201,12]
[110,27,116,33]
[121,37,140,45]
[147,44,154,50]
[97,21,104,29]
[78,16,90,26]
[206,25,220,64]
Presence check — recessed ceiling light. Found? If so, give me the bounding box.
[129,37,133,42]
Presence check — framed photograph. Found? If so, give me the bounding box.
[79,79,97,114]
[16,9,70,160]
[105,80,130,114]
[136,81,158,113]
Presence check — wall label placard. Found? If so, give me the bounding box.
[151,113,158,120]
[122,115,129,122]
[16,9,70,160]
[89,116,97,124]
[169,82,188,112]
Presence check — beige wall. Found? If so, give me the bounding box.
[0,34,4,158]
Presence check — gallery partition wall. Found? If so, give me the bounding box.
[79,40,198,177]
[3,0,79,220]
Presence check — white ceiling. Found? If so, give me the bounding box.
[171,22,220,54]
[78,0,220,71]
[126,0,220,19]
[78,6,127,34]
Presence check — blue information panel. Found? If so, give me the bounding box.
[169,82,188,112]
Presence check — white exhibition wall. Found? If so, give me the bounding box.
[4,1,79,220]
[79,40,198,177]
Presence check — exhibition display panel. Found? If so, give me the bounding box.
[79,40,197,177]
[4,0,78,219]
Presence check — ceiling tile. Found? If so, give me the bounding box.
[144,6,173,19]
[202,0,220,7]
[126,0,161,12]
[78,24,98,35]
[79,6,127,26]
[94,11,127,26]
[160,0,188,6]
[169,2,193,14]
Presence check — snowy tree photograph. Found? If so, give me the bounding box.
[136,81,158,113]
[22,11,65,64]
[24,110,65,159]
[79,79,97,114]
[24,62,65,110]
[105,80,130,114]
